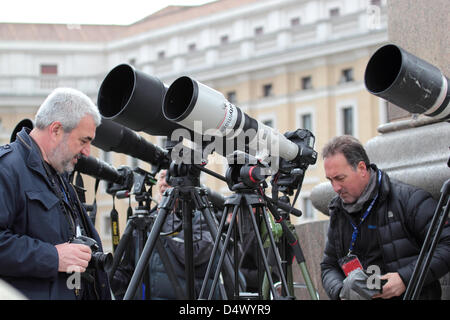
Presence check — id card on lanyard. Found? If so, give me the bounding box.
[347,169,382,255]
[339,170,381,276]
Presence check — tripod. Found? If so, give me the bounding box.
[107,169,185,299]
[262,194,318,300]
[264,165,319,300]
[122,163,243,300]
[199,159,294,300]
[404,178,450,300]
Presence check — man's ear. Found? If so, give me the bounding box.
[48,121,63,139]
[357,160,368,175]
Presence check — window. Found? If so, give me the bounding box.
[40,64,58,89]
[262,119,273,128]
[157,51,166,60]
[301,76,313,90]
[254,26,264,36]
[340,68,354,83]
[40,64,58,75]
[188,43,196,52]
[342,107,354,135]
[227,91,236,104]
[263,84,273,97]
[329,8,340,17]
[220,35,229,45]
[290,17,301,27]
[259,114,276,130]
[301,113,313,132]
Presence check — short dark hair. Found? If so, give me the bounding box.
[322,135,370,170]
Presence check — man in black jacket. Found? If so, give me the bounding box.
[320,135,450,300]
[0,88,111,299]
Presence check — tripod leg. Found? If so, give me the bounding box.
[198,202,231,299]
[108,219,136,283]
[207,203,241,300]
[182,199,196,299]
[264,196,318,300]
[123,207,171,300]
[245,204,279,299]
[197,193,245,293]
[259,205,291,297]
[405,179,450,300]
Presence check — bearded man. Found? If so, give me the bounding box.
[0,88,111,300]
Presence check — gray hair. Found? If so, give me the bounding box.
[35,87,101,132]
[322,135,370,170]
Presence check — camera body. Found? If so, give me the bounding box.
[274,129,317,195]
[70,235,113,272]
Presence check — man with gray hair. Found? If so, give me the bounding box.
[320,135,450,300]
[0,88,111,299]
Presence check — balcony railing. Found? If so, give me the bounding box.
[0,75,103,97]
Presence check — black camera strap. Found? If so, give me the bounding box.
[110,195,120,252]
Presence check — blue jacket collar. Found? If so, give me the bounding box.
[16,127,51,184]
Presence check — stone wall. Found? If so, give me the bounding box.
[291,220,330,300]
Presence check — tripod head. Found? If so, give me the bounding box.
[108,167,157,217]
[225,151,269,192]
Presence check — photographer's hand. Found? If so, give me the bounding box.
[372,272,406,299]
[55,243,92,273]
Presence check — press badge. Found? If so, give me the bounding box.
[339,254,363,277]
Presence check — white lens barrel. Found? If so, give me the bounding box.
[164,76,300,162]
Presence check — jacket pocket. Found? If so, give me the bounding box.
[25,190,63,241]
[25,190,59,211]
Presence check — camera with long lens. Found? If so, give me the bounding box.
[92,119,170,171]
[70,235,113,272]
[97,64,184,137]
[365,43,449,120]
[75,154,133,188]
[163,76,308,167]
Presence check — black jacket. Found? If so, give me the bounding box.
[321,165,450,300]
[0,128,111,300]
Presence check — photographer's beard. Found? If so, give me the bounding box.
[48,133,80,174]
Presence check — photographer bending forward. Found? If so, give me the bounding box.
[0,88,111,300]
[320,135,450,300]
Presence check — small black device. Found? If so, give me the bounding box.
[70,235,113,273]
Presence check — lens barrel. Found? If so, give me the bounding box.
[97,64,181,136]
[365,44,450,119]
[10,118,34,143]
[93,119,170,169]
[163,76,300,162]
[75,155,125,185]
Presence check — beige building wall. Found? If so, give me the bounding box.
[0,0,389,250]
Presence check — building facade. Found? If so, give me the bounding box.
[0,0,388,250]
